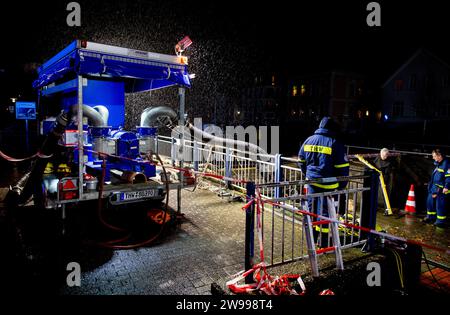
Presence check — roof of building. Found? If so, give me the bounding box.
[381,48,450,88]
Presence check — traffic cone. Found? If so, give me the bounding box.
[404,184,416,214]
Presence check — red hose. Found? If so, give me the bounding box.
[95,153,170,250]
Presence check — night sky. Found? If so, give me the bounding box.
[0,0,449,126]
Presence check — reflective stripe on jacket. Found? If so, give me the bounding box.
[429,158,450,194]
[298,118,349,190]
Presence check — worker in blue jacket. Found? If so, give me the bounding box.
[423,148,450,228]
[298,117,349,246]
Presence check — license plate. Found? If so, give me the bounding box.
[120,189,156,201]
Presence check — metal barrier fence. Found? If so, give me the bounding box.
[243,175,377,271]
[156,135,303,199]
[156,135,378,273]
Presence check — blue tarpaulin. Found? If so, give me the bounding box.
[33,41,191,92]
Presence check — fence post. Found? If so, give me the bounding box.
[193,140,199,172]
[170,137,176,166]
[154,134,159,156]
[274,153,281,199]
[245,181,255,284]
[225,147,232,187]
[361,170,379,251]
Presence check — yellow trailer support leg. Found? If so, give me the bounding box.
[355,155,393,216]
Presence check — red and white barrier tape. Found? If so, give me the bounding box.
[226,262,306,295]
[229,191,449,296]
[263,199,450,255]
[319,289,335,295]
[228,190,309,295]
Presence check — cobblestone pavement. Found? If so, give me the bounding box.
[2,180,448,295]
[61,187,372,295]
[62,189,247,295]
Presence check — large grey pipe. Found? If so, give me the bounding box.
[81,105,107,127]
[140,106,178,128]
[140,105,265,154]
[93,105,109,126]
[187,123,263,154]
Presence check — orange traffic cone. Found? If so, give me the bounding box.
[404,184,416,214]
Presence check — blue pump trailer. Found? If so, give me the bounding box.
[33,40,191,211]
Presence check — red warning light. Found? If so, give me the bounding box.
[63,191,78,200]
[62,179,76,190]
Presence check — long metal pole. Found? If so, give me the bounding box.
[25,119,29,153]
[178,87,185,168]
[78,75,84,199]
[245,181,255,284]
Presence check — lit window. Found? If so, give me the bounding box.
[271,75,275,86]
[376,111,382,120]
[300,84,306,96]
[292,85,298,97]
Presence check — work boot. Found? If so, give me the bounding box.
[434,221,447,228]
[422,217,435,224]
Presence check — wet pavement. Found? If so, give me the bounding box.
[0,161,449,295]
[377,212,450,266]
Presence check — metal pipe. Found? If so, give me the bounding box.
[140,106,178,128]
[110,169,147,184]
[244,181,255,284]
[93,105,109,126]
[77,76,84,199]
[188,123,263,155]
[80,104,106,127]
[7,110,70,206]
[256,175,370,188]
[178,88,186,171]
[145,105,268,157]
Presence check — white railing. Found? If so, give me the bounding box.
[156,135,303,199]
[157,135,372,266]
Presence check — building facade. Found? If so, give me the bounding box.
[286,71,368,130]
[382,49,450,123]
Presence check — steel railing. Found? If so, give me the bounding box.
[247,175,373,268]
[156,135,378,272]
[156,135,303,199]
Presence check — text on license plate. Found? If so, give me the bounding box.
[121,189,156,201]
